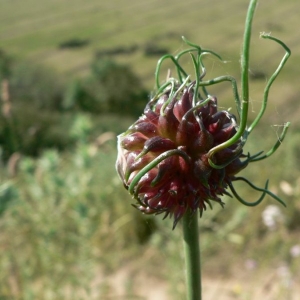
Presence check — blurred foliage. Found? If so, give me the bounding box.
[0,105,74,160]
[9,61,65,110]
[64,58,148,116]
[0,49,12,80]
[0,139,299,299]
[0,52,146,161]
[0,145,140,298]
[58,38,90,49]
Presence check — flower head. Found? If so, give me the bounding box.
[117,83,246,228]
[116,36,290,229]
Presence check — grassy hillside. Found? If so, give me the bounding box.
[1,0,299,124]
[0,0,299,84]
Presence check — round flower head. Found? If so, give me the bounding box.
[116,37,290,229]
[117,86,246,228]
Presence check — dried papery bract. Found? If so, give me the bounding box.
[116,5,290,230]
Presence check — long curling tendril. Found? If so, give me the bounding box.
[152,2,290,208]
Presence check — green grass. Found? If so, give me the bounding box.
[1,0,299,87]
[0,144,140,298]
[1,0,299,125]
[0,137,300,299]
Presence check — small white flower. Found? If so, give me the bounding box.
[279,180,294,196]
[290,244,300,258]
[262,205,284,230]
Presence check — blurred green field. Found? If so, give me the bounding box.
[1,0,300,120]
[0,0,300,299]
[1,137,300,299]
[1,0,300,84]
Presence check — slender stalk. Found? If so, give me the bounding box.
[207,0,258,159]
[183,212,201,300]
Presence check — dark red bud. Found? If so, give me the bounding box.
[208,120,220,134]
[213,123,237,143]
[192,117,214,153]
[134,169,158,195]
[151,156,177,186]
[154,94,168,114]
[198,97,218,123]
[192,131,214,154]
[121,133,147,150]
[193,158,212,187]
[173,90,192,121]
[210,111,231,127]
[130,122,158,138]
[208,97,218,115]
[125,154,153,181]
[215,145,242,164]
[158,108,179,141]
[225,158,248,176]
[176,120,198,146]
[143,105,159,125]
[143,136,176,154]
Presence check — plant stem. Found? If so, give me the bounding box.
[183,211,201,300]
[207,0,258,159]
[240,0,258,130]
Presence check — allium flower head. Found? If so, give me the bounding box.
[117,86,245,227]
[116,36,290,228]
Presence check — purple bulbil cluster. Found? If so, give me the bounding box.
[116,84,247,228]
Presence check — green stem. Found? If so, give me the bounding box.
[247,34,291,133]
[207,0,258,159]
[183,212,201,300]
